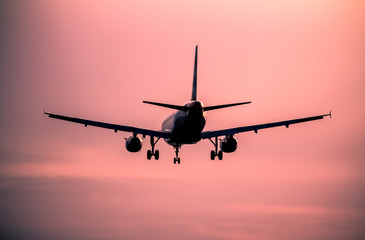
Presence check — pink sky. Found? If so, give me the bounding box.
[1,0,365,239]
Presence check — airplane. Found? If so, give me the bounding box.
[45,45,331,164]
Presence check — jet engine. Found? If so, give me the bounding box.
[125,136,143,152]
[219,135,238,153]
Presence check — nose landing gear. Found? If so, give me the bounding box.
[147,136,160,160]
[173,146,181,164]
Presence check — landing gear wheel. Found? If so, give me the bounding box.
[147,150,152,160]
[174,157,180,164]
[218,150,223,160]
[155,150,159,160]
[210,150,215,160]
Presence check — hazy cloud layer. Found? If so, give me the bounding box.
[1,176,364,240]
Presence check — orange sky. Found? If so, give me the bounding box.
[1,0,365,239]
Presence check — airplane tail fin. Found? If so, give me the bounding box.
[191,45,198,101]
[144,46,251,112]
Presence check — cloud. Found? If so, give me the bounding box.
[1,176,364,240]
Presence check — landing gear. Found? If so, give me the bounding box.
[210,150,223,160]
[209,137,223,160]
[147,136,160,160]
[173,146,181,164]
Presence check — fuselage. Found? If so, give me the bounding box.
[162,100,206,146]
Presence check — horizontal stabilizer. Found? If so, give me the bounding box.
[143,101,189,111]
[204,101,251,111]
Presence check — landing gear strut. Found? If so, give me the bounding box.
[147,136,160,160]
[173,146,181,164]
[209,137,223,160]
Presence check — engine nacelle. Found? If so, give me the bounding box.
[219,135,238,153]
[125,136,143,152]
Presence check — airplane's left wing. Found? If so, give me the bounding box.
[201,111,331,139]
[45,112,171,139]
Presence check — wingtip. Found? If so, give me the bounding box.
[43,108,51,117]
[324,110,332,119]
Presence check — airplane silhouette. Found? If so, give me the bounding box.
[45,45,331,164]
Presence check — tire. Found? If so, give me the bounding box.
[155,150,159,160]
[174,157,180,164]
[210,150,215,160]
[147,150,152,160]
[218,150,223,160]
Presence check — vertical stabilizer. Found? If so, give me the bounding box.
[191,45,198,100]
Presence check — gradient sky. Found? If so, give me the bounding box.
[1,0,365,239]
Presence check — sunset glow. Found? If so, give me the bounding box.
[1,0,365,239]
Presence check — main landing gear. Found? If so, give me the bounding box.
[147,136,160,160]
[173,146,181,164]
[209,137,223,160]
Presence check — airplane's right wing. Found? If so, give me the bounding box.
[45,112,171,139]
[201,111,331,139]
